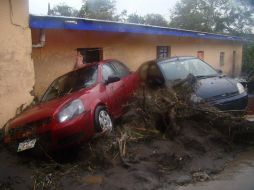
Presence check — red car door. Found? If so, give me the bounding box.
[102,63,125,118]
[111,61,137,104]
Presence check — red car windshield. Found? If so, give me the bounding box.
[41,65,98,102]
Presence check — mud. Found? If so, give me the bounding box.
[0,120,248,190]
[177,147,254,190]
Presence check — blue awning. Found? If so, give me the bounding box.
[30,15,243,42]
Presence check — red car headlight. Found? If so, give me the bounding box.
[58,99,85,123]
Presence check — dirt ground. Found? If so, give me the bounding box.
[0,119,251,190]
[177,147,254,190]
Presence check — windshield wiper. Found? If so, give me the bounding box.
[58,88,73,97]
[195,75,217,79]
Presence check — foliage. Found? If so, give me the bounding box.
[242,41,254,77]
[115,9,128,22]
[78,0,168,27]
[127,74,243,138]
[169,0,254,34]
[127,13,168,27]
[144,14,168,27]
[79,0,117,21]
[50,3,79,17]
[127,13,145,24]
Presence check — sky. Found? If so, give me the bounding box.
[29,0,179,20]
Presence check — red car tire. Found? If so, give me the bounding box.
[94,106,113,134]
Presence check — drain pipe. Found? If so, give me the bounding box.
[32,30,46,48]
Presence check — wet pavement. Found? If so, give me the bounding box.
[177,148,254,190]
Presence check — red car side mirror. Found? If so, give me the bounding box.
[105,76,120,85]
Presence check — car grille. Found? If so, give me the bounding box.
[9,117,51,137]
[206,91,239,102]
[58,132,85,146]
[215,95,248,112]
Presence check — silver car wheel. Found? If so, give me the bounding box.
[98,110,113,133]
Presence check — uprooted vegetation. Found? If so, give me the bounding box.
[1,75,254,190]
[124,74,247,139]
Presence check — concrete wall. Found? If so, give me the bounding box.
[32,29,243,97]
[0,0,34,127]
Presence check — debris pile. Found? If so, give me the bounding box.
[123,75,244,140]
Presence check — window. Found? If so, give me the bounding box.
[42,65,98,102]
[220,52,225,66]
[197,51,204,60]
[77,48,103,64]
[157,46,170,59]
[102,64,117,81]
[159,58,218,81]
[111,61,130,78]
[232,51,236,76]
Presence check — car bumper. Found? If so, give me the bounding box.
[4,111,95,151]
[210,92,248,113]
[49,112,94,150]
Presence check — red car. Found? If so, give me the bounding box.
[3,60,139,151]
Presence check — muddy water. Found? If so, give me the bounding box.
[177,148,254,190]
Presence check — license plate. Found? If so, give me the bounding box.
[17,139,37,152]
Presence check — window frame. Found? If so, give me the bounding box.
[157,46,170,59]
[110,61,130,78]
[102,63,117,82]
[77,48,103,64]
[232,50,236,76]
[220,52,225,67]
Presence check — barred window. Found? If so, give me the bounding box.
[157,46,170,59]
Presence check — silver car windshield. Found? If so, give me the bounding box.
[159,58,218,81]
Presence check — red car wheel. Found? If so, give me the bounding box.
[94,106,113,134]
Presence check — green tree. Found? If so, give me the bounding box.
[115,10,128,22]
[144,14,168,27]
[79,0,117,20]
[242,40,254,75]
[50,3,79,17]
[170,0,253,34]
[127,13,168,27]
[127,13,145,24]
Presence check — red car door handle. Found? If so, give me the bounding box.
[120,84,125,88]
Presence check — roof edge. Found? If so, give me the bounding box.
[29,14,244,42]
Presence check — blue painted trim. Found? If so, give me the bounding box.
[29,15,243,42]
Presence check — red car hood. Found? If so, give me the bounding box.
[10,90,85,128]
